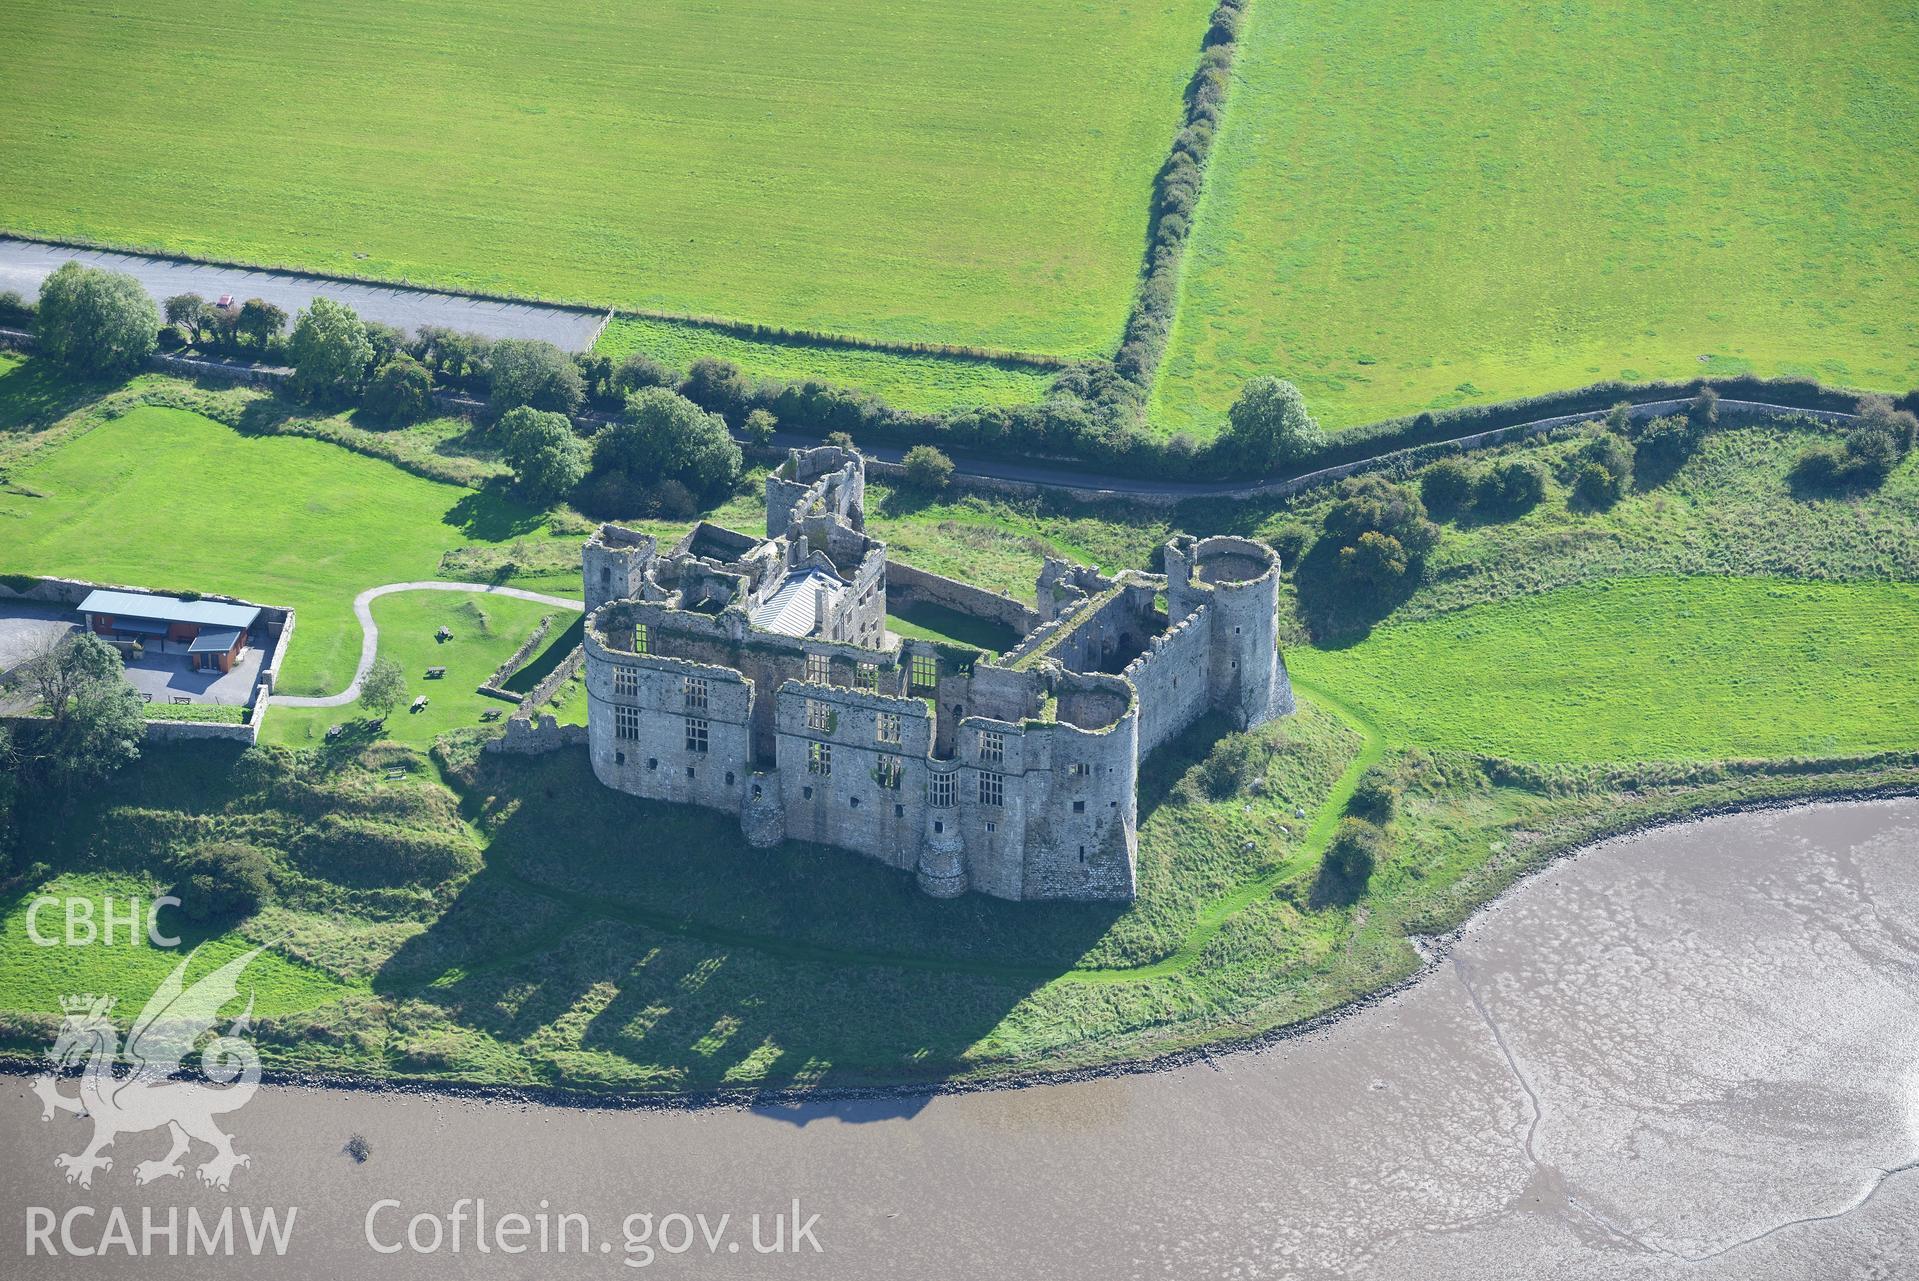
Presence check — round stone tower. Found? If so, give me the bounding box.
[916,808,968,898]
[1193,535,1292,727]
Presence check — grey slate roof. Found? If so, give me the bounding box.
[78,589,260,632]
[186,627,244,654]
[749,568,841,638]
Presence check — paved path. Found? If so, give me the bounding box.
[0,236,608,351]
[273,581,582,709]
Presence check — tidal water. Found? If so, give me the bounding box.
[5,799,1917,1278]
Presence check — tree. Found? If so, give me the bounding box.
[742,407,778,447]
[487,338,584,415]
[163,293,208,345]
[288,297,373,401]
[902,444,955,491]
[362,321,408,369]
[501,407,588,504]
[36,261,160,376]
[593,388,742,500]
[824,431,856,450]
[14,632,143,794]
[359,656,407,718]
[1223,377,1324,472]
[679,357,752,425]
[614,351,677,394]
[362,356,435,425]
[170,841,273,923]
[1419,457,1474,517]
[235,298,289,351]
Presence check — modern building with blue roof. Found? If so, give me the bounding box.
[78,588,262,673]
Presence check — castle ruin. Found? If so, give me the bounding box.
[581,446,1292,901]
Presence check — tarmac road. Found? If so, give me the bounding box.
[0,237,607,352]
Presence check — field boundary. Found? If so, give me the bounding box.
[0,231,1066,372]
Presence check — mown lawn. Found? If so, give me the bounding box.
[595,318,1054,415]
[0,0,1211,357]
[1153,0,1919,433]
[265,591,570,748]
[0,404,571,695]
[1290,577,1919,763]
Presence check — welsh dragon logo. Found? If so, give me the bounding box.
[32,947,262,1190]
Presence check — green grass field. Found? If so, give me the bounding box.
[1153,0,1919,433]
[595,318,1054,415]
[0,0,1211,357]
[0,403,571,695]
[1291,577,1919,763]
[265,592,569,748]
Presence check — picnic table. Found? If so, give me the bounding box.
[425,666,447,679]
[325,724,344,741]
[435,627,453,642]
[410,695,429,713]
[479,709,503,722]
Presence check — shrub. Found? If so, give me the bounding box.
[824,431,856,450]
[1419,457,1474,517]
[1323,474,1439,558]
[1571,430,1633,507]
[742,407,778,447]
[1474,459,1547,517]
[1268,524,1309,568]
[1346,769,1399,824]
[1323,817,1386,886]
[488,338,584,415]
[362,320,407,368]
[170,841,272,923]
[288,297,373,402]
[0,289,36,327]
[1633,414,1703,485]
[1856,393,1918,455]
[361,356,434,426]
[1336,530,1409,593]
[35,261,160,376]
[1688,386,1720,430]
[902,444,955,491]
